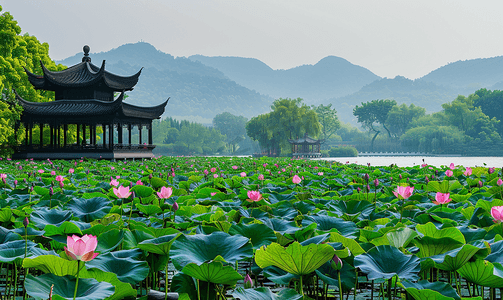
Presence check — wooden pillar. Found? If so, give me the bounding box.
[76,124,80,146]
[25,123,29,146]
[39,123,43,147]
[118,123,123,144]
[138,124,142,145]
[148,124,153,145]
[29,123,33,146]
[82,124,86,145]
[108,123,114,149]
[128,124,132,145]
[93,125,97,146]
[102,124,106,147]
[63,124,68,146]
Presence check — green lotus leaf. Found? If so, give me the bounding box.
[0,240,34,263]
[315,259,356,292]
[44,221,83,236]
[25,274,114,300]
[328,232,365,256]
[303,215,358,237]
[228,223,277,249]
[131,184,154,198]
[86,252,149,284]
[354,245,420,281]
[371,227,418,248]
[231,287,303,300]
[0,226,23,242]
[400,279,461,300]
[486,240,503,264]
[260,218,300,235]
[416,222,466,244]
[458,260,503,288]
[457,226,487,243]
[135,203,162,216]
[255,242,335,275]
[262,266,298,285]
[300,233,330,246]
[67,197,113,222]
[427,244,485,271]
[171,232,253,270]
[413,236,465,258]
[23,255,78,276]
[138,233,181,255]
[171,273,198,300]
[81,268,136,300]
[122,229,155,249]
[426,180,463,193]
[292,222,317,242]
[329,199,374,219]
[31,208,72,228]
[181,260,242,285]
[95,229,124,254]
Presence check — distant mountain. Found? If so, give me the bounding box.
[327,76,459,125]
[420,56,503,92]
[57,43,273,122]
[188,55,381,103]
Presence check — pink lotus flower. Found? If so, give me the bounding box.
[204,169,209,175]
[498,178,503,186]
[64,234,99,261]
[136,180,144,186]
[211,167,217,173]
[210,192,217,196]
[435,192,452,205]
[318,172,324,176]
[292,175,302,184]
[445,170,453,177]
[244,274,253,289]
[463,167,472,176]
[240,172,247,177]
[110,179,119,187]
[113,186,132,198]
[0,174,6,179]
[38,170,44,174]
[449,163,455,170]
[491,206,503,223]
[55,175,64,182]
[50,171,56,176]
[157,186,173,199]
[232,165,238,170]
[247,190,262,202]
[393,186,414,199]
[69,168,74,174]
[258,174,265,181]
[213,174,218,178]
[489,167,495,174]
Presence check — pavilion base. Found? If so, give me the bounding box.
[292,152,322,158]
[12,144,156,160]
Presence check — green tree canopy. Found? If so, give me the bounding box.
[353,99,397,151]
[212,112,248,154]
[0,6,65,155]
[246,98,321,155]
[385,103,425,137]
[313,103,340,141]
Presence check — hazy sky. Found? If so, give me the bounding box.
[3,0,503,79]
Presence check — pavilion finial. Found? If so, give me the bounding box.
[82,45,91,62]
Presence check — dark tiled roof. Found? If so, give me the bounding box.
[15,90,123,116]
[122,98,169,119]
[15,91,168,120]
[25,61,141,91]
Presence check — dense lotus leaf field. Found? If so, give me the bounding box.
[0,156,503,299]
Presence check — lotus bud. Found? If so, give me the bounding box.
[357,187,361,193]
[149,173,153,180]
[399,174,402,180]
[374,179,379,187]
[425,176,429,183]
[23,216,29,227]
[173,202,179,212]
[364,173,369,182]
[243,274,253,289]
[330,255,343,271]
[30,186,34,193]
[367,184,370,191]
[14,180,17,188]
[49,187,54,196]
[479,181,483,188]
[489,167,495,174]
[23,178,27,184]
[59,181,64,188]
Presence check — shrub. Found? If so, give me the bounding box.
[328,146,358,157]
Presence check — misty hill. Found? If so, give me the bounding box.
[328,76,460,125]
[188,55,381,103]
[57,43,273,122]
[421,56,503,92]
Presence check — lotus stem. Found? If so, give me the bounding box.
[387,278,392,300]
[337,271,342,300]
[197,279,201,300]
[73,260,81,300]
[299,275,304,297]
[13,264,17,299]
[354,268,358,300]
[165,262,169,300]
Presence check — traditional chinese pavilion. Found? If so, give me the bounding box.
[288,133,324,158]
[13,45,168,160]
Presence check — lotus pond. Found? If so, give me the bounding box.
[0,156,503,300]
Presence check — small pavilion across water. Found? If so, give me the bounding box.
[289,133,324,158]
[13,45,168,160]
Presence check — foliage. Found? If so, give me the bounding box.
[328,146,358,157]
[353,99,397,151]
[386,103,426,137]
[313,103,340,142]
[246,98,321,155]
[212,112,248,154]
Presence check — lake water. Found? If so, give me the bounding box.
[316,156,503,168]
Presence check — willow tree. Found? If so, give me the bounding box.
[246,98,321,155]
[0,6,66,155]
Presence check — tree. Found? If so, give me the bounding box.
[246,98,321,155]
[353,99,396,151]
[212,112,248,154]
[474,88,503,135]
[0,6,66,155]
[385,103,425,137]
[313,104,340,142]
